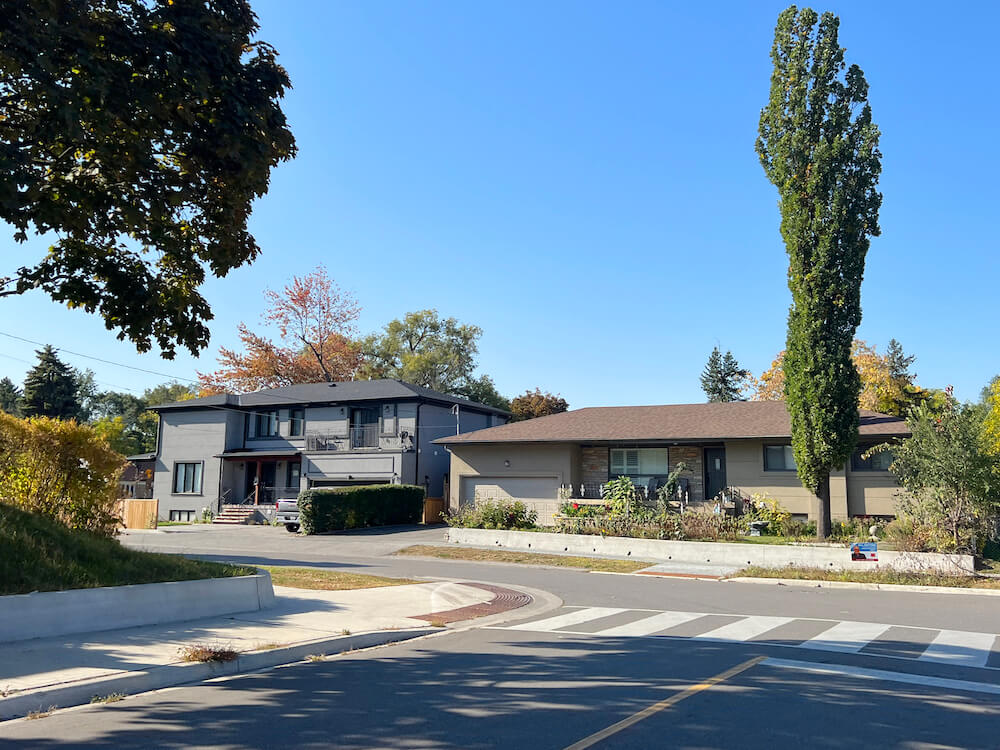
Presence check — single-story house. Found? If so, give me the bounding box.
[118,452,156,499]
[148,379,509,522]
[436,401,910,525]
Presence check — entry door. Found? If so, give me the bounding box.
[704,447,726,503]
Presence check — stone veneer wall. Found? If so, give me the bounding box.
[668,446,704,503]
[581,446,609,486]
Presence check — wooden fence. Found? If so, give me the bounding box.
[117,499,159,530]
[422,497,445,524]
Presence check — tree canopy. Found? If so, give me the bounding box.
[0,0,296,358]
[360,310,482,394]
[510,389,569,422]
[199,267,361,393]
[700,347,748,402]
[21,346,80,420]
[0,378,21,416]
[757,6,882,536]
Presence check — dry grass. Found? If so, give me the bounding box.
[427,619,447,628]
[395,545,649,573]
[177,643,240,663]
[26,707,56,720]
[736,566,1000,589]
[305,654,326,662]
[90,693,125,704]
[263,566,418,591]
[251,642,288,651]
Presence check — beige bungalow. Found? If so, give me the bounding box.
[435,401,910,525]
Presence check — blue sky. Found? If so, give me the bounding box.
[2,1,997,406]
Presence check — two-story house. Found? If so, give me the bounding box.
[149,379,509,522]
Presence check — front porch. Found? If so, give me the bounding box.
[218,451,303,509]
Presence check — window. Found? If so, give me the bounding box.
[764,444,797,471]
[170,510,195,522]
[254,410,279,438]
[609,448,669,478]
[286,461,301,489]
[289,408,305,437]
[173,462,203,494]
[851,445,894,471]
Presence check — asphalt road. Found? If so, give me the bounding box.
[3,525,999,748]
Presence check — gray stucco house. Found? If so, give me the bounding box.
[149,379,509,522]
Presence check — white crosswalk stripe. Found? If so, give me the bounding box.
[919,630,997,668]
[597,611,702,637]
[799,621,891,654]
[691,615,794,643]
[498,607,1000,670]
[506,607,626,632]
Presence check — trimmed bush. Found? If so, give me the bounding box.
[298,484,425,534]
[444,499,537,530]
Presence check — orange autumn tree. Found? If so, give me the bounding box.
[750,340,927,416]
[199,267,362,393]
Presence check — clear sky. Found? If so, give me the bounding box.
[2,1,997,406]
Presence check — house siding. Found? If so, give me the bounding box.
[154,409,233,520]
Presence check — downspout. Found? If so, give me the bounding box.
[414,402,422,489]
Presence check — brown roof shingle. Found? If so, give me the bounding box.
[437,401,910,445]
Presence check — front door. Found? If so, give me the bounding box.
[704,447,726,503]
[245,461,278,504]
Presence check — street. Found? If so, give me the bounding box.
[3,525,999,749]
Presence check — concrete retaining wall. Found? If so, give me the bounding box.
[446,528,976,575]
[0,572,275,643]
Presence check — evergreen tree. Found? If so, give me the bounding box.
[0,377,21,416]
[700,347,747,402]
[21,346,80,420]
[886,338,915,383]
[757,7,882,537]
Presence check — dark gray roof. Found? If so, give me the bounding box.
[151,379,509,416]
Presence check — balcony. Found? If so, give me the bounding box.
[305,426,413,453]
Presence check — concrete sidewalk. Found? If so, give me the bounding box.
[0,580,531,720]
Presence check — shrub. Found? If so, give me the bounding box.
[298,484,424,534]
[679,511,744,541]
[779,518,816,538]
[0,412,126,537]
[444,499,537,530]
[558,501,609,518]
[604,476,641,518]
[742,493,791,535]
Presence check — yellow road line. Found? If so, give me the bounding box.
[562,655,766,750]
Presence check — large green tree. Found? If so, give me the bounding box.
[700,346,748,402]
[21,346,80,419]
[0,0,295,358]
[455,374,511,412]
[360,310,482,394]
[757,6,882,537]
[510,389,569,422]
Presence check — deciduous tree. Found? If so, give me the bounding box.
[199,268,361,393]
[757,6,882,536]
[510,389,569,422]
[455,375,511,412]
[0,0,296,357]
[360,310,481,394]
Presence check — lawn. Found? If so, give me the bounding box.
[262,566,418,591]
[734,565,1000,589]
[0,503,255,596]
[395,544,650,573]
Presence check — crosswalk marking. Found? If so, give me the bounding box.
[918,630,997,668]
[799,621,891,653]
[597,611,703,637]
[506,607,626,632]
[691,616,794,643]
[498,607,1000,671]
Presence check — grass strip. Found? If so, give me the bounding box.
[395,544,649,573]
[735,565,1000,589]
[1,503,255,596]
[263,566,418,591]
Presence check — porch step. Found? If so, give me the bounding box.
[212,505,260,525]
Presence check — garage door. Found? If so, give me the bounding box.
[460,476,560,524]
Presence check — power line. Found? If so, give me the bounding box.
[0,330,201,384]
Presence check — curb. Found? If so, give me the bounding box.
[726,576,1000,597]
[0,627,435,721]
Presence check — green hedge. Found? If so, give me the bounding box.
[298,484,425,534]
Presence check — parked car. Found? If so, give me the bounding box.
[276,499,300,533]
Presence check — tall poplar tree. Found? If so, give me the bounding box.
[756,7,882,536]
